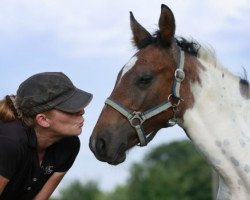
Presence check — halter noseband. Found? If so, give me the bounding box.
[105,47,185,146]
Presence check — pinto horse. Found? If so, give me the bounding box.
[90,4,250,200]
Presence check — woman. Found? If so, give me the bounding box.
[0,72,93,200]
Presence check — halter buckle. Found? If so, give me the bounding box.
[175,69,185,82]
[168,94,182,107]
[167,118,178,127]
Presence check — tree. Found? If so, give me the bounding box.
[50,140,213,200]
[104,185,129,200]
[52,180,102,200]
[127,140,212,200]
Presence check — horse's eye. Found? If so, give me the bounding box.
[137,75,153,88]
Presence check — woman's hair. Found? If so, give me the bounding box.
[0,95,35,126]
[0,96,15,121]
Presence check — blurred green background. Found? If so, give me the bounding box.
[50,140,217,200]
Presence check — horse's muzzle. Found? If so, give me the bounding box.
[89,134,127,165]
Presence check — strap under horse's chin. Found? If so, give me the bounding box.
[105,47,185,147]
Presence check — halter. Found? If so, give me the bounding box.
[105,47,185,146]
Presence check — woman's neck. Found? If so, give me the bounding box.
[34,127,61,152]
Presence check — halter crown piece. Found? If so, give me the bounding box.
[105,46,185,146]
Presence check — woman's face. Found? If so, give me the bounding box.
[46,109,85,137]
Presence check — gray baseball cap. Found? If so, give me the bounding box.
[16,72,93,117]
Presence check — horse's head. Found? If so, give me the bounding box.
[90,4,199,165]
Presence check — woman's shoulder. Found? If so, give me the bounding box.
[0,121,30,171]
[0,120,29,145]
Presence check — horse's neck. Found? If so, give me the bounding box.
[182,51,250,199]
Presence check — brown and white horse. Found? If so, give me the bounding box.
[90,4,250,200]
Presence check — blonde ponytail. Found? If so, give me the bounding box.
[0,95,34,126]
[0,95,16,121]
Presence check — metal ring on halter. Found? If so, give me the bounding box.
[175,69,185,82]
[168,94,181,107]
[129,111,145,127]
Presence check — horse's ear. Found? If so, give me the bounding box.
[158,4,175,45]
[130,11,152,49]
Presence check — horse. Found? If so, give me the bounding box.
[89,4,250,200]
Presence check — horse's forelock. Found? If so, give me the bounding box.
[133,32,201,58]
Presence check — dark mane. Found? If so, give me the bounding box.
[240,68,249,86]
[135,31,200,57]
[176,37,200,57]
[240,68,250,99]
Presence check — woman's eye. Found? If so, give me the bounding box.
[137,75,153,88]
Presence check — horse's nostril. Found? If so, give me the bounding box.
[96,138,106,156]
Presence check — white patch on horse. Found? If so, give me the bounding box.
[118,56,138,85]
[230,157,240,167]
[183,46,250,199]
[244,165,250,173]
[223,139,230,146]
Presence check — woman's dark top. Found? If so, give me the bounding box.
[0,120,80,200]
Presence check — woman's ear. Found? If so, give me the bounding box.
[35,113,50,128]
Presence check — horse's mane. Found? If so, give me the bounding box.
[137,31,201,57]
[176,37,200,57]
[136,31,249,85]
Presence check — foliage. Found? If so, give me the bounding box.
[52,180,102,200]
[50,140,213,200]
[127,140,212,200]
[103,185,129,200]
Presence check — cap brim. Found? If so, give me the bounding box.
[55,89,93,113]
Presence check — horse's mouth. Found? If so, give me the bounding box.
[108,138,141,165]
[108,144,127,165]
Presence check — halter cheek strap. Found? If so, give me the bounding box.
[105,47,185,146]
[173,50,185,98]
